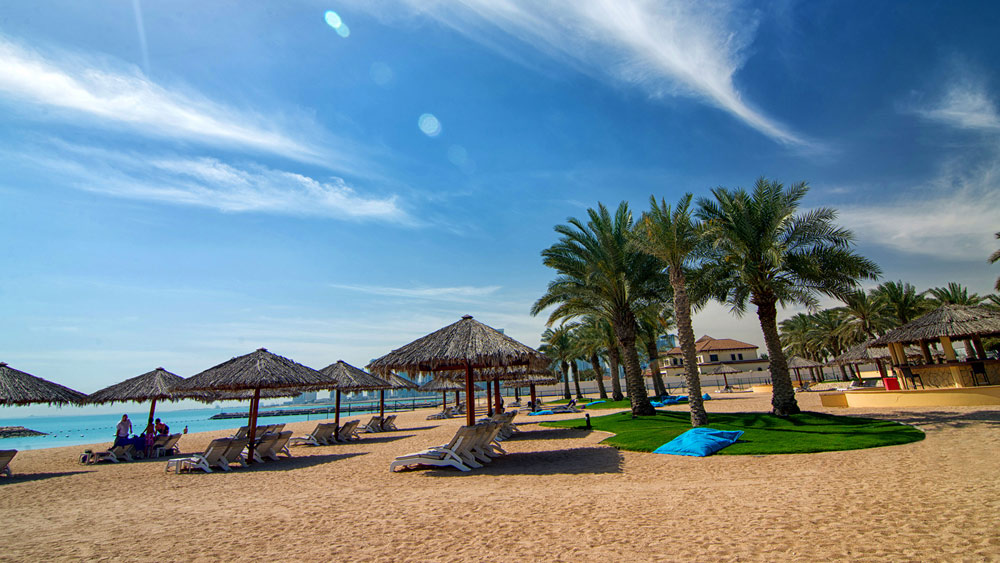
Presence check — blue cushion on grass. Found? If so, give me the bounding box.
[652,427,744,457]
[584,400,606,407]
[650,401,664,407]
[527,410,554,416]
[702,393,712,400]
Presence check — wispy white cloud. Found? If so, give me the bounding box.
[5,140,411,223]
[915,81,1000,131]
[331,284,502,301]
[362,0,808,146]
[836,157,1000,261]
[0,35,348,165]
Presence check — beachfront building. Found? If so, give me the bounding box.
[659,335,769,377]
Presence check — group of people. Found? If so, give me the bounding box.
[113,414,171,458]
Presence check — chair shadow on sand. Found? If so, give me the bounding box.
[1,471,91,484]
[232,452,368,473]
[352,434,414,445]
[426,446,623,477]
[505,426,592,441]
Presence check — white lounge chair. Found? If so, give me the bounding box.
[165,438,232,473]
[381,415,399,431]
[254,431,293,461]
[427,407,455,420]
[151,434,182,458]
[389,426,475,472]
[335,420,360,442]
[289,422,338,447]
[92,443,135,464]
[249,433,281,463]
[0,449,16,476]
[360,416,383,433]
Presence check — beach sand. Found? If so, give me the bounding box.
[1,392,997,562]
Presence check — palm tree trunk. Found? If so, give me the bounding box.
[646,341,667,398]
[613,315,655,416]
[670,268,708,426]
[756,298,800,416]
[607,346,624,401]
[591,353,609,399]
[571,361,584,399]
[561,361,571,400]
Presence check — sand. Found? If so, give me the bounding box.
[1,392,997,562]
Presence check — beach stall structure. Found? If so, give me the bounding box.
[368,315,551,426]
[0,362,87,406]
[318,361,393,439]
[872,304,1000,389]
[829,339,937,381]
[174,348,334,463]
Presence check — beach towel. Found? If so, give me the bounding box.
[652,427,744,457]
[527,410,554,416]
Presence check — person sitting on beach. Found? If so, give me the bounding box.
[567,399,577,408]
[154,418,169,436]
[114,414,132,448]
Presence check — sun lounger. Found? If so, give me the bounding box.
[381,414,398,431]
[469,422,505,463]
[389,426,475,472]
[150,433,182,458]
[248,432,281,463]
[92,444,136,464]
[0,449,16,476]
[427,407,455,420]
[360,416,383,433]
[165,438,232,473]
[233,426,250,440]
[335,420,360,442]
[218,438,249,470]
[250,431,293,462]
[290,422,338,446]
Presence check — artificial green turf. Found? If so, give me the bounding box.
[540,410,924,455]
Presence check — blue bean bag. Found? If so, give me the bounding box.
[702,393,712,400]
[584,400,606,407]
[650,401,664,407]
[527,410,554,416]
[652,427,744,457]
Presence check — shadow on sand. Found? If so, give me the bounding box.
[858,409,1000,430]
[426,446,623,477]
[505,427,592,441]
[352,434,413,445]
[235,452,368,473]
[1,470,91,484]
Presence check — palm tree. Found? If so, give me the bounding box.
[779,313,817,359]
[990,232,1000,291]
[636,301,674,398]
[927,282,984,306]
[539,322,577,400]
[696,178,880,416]
[873,280,929,326]
[532,202,669,416]
[632,194,709,426]
[836,289,891,344]
[574,316,610,399]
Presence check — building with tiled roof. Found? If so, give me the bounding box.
[658,335,768,376]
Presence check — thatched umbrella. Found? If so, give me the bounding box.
[318,361,392,438]
[418,376,477,410]
[829,339,931,378]
[0,362,86,406]
[375,371,418,419]
[86,367,190,429]
[368,315,550,426]
[702,363,740,389]
[174,348,333,463]
[503,372,559,408]
[786,356,823,387]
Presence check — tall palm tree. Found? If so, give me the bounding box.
[836,289,891,344]
[539,322,577,400]
[636,301,674,398]
[990,232,1000,291]
[873,280,929,326]
[631,193,710,425]
[927,282,984,306]
[695,178,880,416]
[779,313,817,359]
[574,316,610,399]
[532,202,669,416]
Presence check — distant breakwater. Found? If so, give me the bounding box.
[0,426,47,438]
[210,399,440,420]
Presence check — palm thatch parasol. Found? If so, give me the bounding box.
[374,371,417,421]
[873,305,1000,345]
[318,361,392,435]
[368,315,550,425]
[785,356,823,387]
[503,372,559,407]
[86,367,193,429]
[418,376,480,409]
[174,348,334,462]
[701,363,741,388]
[0,362,86,406]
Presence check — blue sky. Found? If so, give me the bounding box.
[1,1,998,413]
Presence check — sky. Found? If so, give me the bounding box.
[1,1,998,415]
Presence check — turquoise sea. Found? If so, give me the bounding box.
[0,399,430,451]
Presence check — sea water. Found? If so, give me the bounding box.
[0,404,383,451]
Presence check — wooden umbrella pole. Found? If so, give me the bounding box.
[247,388,261,464]
[147,398,157,428]
[530,384,537,410]
[442,390,447,408]
[465,361,475,427]
[794,368,803,387]
[454,390,460,406]
[493,378,502,414]
[379,389,385,419]
[334,389,342,440]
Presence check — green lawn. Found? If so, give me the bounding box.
[547,397,685,409]
[541,410,924,455]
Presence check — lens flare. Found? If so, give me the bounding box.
[324,11,342,29]
[418,113,442,137]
